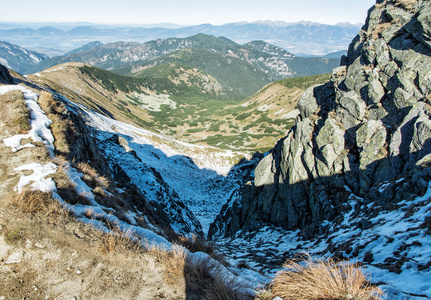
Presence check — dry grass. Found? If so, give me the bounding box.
[49,160,92,206]
[3,224,23,245]
[184,255,252,300]
[76,161,110,189]
[254,287,274,300]
[0,90,31,134]
[97,227,141,255]
[172,233,230,268]
[375,0,417,10]
[164,244,188,284]
[38,91,65,115]
[1,190,187,299]
[270,255,384,300]
[8,190,68,218]
[394,0,417,10]
[371,23,392,39]
[38,91,73,155]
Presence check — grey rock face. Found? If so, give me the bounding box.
[0,64,15,84]
[211,0,431,237]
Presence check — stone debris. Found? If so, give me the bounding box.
[5,250,24,264]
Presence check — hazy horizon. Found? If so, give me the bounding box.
[4,0,375,27]
[0,19,365,30]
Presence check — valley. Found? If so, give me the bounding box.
[1,0,431,299]
[28,61,331,153]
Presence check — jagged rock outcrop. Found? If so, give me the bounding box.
[0,64,15,84]
[210,0,431,238]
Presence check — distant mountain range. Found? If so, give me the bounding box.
[24,34,339,99]
[0,21,362,56]
[0,41,49,73]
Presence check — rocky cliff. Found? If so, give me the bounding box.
[210,0,431,238]
[0,64,15,84]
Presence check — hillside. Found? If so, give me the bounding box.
[0,67,259,298]
[24,41,140,74]
[26,34,339,91]
[28,62,331,152]
[116,47,271,99]
[0,41,49,73]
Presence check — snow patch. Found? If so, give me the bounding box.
[0,57,11,69]
[128,92,177,112]
[257,104,272,111]
[281,108,300,119]
[13,163,57,193]
[1,85,55,155]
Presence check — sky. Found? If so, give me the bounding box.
[4,0,376,26]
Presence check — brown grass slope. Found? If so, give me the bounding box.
[0,85,186,299]
[0,80,253,299]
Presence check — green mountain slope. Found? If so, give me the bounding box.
[28,62,331,152]
[27,34,338,96]
[115,47,271,99]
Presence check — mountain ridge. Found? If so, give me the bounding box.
[26,34,338,81]
[0,41,49,73]
[0,21,362,56]
[24,34,339,103]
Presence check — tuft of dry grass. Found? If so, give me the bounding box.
[254,287,274,300]
[76,161,110,189]
[173,233,230,268]
[8,190,67,218]
[0,90,31,134]
[371,23,392,39]
[97,227,141,255]
[3,225,23,245]
[164,244,188,284]
[271,255,384,300]
[185,254,252,300]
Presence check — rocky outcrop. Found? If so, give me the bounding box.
[0,64,15,84]
[211,0,431,238]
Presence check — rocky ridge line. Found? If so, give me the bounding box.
[210,0,431,238]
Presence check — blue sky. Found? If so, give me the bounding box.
[5,0,376,26]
